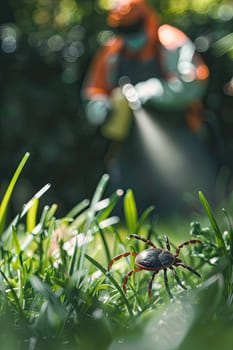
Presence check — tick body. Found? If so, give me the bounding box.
[135,248,175,270]
[108,234,202,298]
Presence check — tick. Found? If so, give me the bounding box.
[108,234,202,298]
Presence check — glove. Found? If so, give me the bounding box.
[135,78,164,104]
[86,98,112,125]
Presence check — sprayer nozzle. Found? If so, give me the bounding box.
[121,83,141,111]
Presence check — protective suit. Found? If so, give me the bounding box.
[82,0,217,216]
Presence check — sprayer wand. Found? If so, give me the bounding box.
[100,77,142,140]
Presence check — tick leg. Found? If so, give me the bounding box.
[163,268,173,299]
[170,266,187,290]
[129,234,157,248]
[175,239,203,257]
[176,262,201,278]
[148,270,159,298]
[108,252,137,271]
[164,235,171,251]
[122,268,142,293]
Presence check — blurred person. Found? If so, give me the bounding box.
[81,0,218,216]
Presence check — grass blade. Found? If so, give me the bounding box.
[12,225,21,256]
[1,184,51,244]
[136,206,155,233]
[68,237,78,277]
[66,199,90,218]
[96,189,124,222]
[198,191,226,255]
[78,174,110,275]
[87,173,110,225]
[124,189,138,233]
[95,220,111,263]
[85,254,133,316]
[26,198,39,232]
[0,152,30,236]
[222,208,233,262]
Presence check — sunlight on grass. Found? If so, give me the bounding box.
[0,153,233,349]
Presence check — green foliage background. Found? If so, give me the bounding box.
[0,0,232,214]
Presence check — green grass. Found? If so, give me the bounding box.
[0,153,233,350]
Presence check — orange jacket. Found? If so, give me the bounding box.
[82,2,209,130]
[83,24,208,96]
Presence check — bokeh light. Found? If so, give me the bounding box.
[0,24,18,53]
